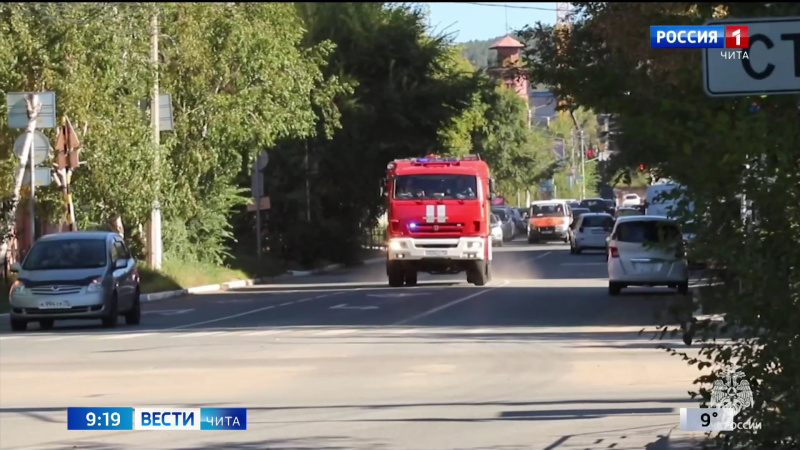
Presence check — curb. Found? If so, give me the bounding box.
[139,256,385,303]
[0,256,386,317]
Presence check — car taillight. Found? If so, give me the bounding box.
[609,246,619,258]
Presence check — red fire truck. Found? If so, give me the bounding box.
[385,155,495,287]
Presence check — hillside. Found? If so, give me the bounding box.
[459,36,501,69]
[458,34,526,70]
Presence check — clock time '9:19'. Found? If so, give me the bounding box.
[67,407,134,430]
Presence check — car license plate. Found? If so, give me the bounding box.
[635,263,660,273]
[425,250,447,257]
[540,230,552,234]
[38,300,70,309]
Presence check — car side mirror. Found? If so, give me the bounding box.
[115,259,128,270]
[10,262,21,273]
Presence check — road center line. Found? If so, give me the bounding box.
[534,251,552,259]
[165,295,324,331]
[393,280,510,326]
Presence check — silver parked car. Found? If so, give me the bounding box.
[8,232,141,331]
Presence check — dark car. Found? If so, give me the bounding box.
[580,198,608,213]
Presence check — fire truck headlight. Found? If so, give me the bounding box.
[466,240,483,249]
[389,240,407,250]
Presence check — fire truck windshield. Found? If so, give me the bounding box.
[393,174,478,200]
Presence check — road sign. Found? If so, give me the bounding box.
[158,93,174,131]
[54,118,81,152]
[22,167,52,187]
[137,93,175,131]
[703,17,800,97]
[6,91,57,128]
[13,131,50,165]
[246,197,271,212]
[256,151,269,170]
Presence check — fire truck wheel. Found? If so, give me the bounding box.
[470,261,489,286]
[404,270,418,286]
[388,262,405,287]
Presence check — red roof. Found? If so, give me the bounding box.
[489,35,524,49]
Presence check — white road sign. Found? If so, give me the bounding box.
[22,167,52,187]
[13,131,50,165]
[703,16,800,97]
[6,91,57,128]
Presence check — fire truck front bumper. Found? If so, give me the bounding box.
[387,237,486,261]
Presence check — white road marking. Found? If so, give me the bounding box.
[393,280,510,326]
[165,295,323,331]
[241,330,287,336]
[297,298,311,303]
[279,302,294,307]
[367,293,430,298]
[143,308,194,316]
[0,336,24,341]
[329,304,379,310]
[101,333,154,340]
[561,262,606,266]
[533,251,552,259]
[170,331,223,338]
[313,329,356,336]
[38,336,77,342]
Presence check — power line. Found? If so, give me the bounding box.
[458,2,559,12]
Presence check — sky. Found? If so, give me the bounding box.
[422,2,557,43]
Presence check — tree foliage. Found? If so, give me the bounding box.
[0,2,338,264]
[518,2,800,448]
[260,3,484,266]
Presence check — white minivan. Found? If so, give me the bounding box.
[607,215,688,296]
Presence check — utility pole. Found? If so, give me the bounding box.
[579,128,586,200]
[146,10,163,270]
[27,101,37,248]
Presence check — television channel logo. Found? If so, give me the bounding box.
[650,25,749,49]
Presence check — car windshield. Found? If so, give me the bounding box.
[615,220,681,244]
[23,239,108,271]
[617,208,640,217]
[603,199,615,207]
[567,202,581,209]
[490,214,500,225]
[492,209,507,221]
[394,174,478,200]
[580,199,606,211]
[582,215,614,228]
[530,204,564,217]
[571,208,590,217]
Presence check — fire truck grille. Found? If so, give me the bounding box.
[412,223,463,233]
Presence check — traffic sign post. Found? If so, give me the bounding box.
[54,116,82,232]
[251,151,269,259]
[703,17,800,97]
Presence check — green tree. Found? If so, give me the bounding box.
[0,3,159,248]
[262,2,482,266]
[157,2,338,264]
[0,2,338,267]
[518,3,800,448]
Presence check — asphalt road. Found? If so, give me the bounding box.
[0,240,701,450]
